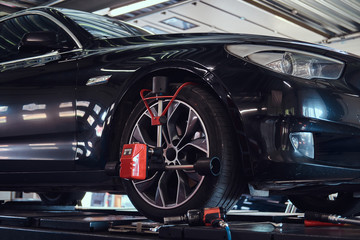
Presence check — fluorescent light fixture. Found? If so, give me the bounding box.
[161,17,197,30]
[109,0,169,17]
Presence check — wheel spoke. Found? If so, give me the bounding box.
[162,127,170,146]
[134,172,160,192]
[132,124,146,143]
[184,170,202,182]
[166,102,181,144]
[154,172,168,207]
[176,170,189,204]
[177,110,199,148]
[144,106,158,119]
[131,124,156,148]
[179,138,208,154]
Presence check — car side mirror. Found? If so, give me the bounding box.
[18,31,61,54]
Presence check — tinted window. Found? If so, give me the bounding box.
[0,14,74,61]
[61,9,150,39]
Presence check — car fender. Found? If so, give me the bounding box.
[100,59,251,176]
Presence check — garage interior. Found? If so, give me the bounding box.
[1,0,360,240]
[1,0,360,55]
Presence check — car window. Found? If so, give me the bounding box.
[61,9,151,39]
[0,14,75,62]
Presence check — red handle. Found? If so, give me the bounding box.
[304,220,345,227]
[140,82,195,126]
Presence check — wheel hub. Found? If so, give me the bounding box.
[165,147,177,161]
[129,99,209,209]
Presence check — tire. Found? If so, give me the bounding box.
[120,84,245,221]
[38,192,86,206]
[289,192,360,216]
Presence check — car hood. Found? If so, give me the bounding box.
[91,32,356,61]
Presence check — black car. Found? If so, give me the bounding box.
[1,7,360,221]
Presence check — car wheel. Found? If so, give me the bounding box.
[289,192,360,216]
[120,84,245,221]
[38,192,85,206]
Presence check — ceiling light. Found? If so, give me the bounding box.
[161,17,197,30]
[109,0,169,17]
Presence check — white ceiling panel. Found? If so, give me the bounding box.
[203,0,324,42]
[324,36,360,56]
[130,7,223,33]
[169,1,281,36]
[133,18,183,34]
[130,0,325,42]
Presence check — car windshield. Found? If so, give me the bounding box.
[60,8,151,39]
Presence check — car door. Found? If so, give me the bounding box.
[0,13,80,171]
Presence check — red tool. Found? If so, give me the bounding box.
[164,207,232,240]
[304,220,345,227]
[119,143,221,180]
[119,143,148,180]
[140,81,195,126]
[305,212,360,226]
[164,207,226,226]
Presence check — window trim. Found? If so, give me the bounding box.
[0,11,83,49]
[0,49,82,70]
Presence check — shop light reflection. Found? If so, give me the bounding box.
[59,102,73,108]
[0,116,6,123]
[23,113,47,120]
[29,143,58,150]
[240,107,267,114]
[23,103,46,111]
[0,106,8,112]
[59,111,76,117]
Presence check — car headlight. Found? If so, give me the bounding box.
[226,44,345,80]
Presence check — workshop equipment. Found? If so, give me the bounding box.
[304,220,345,227]
[119,144,221,180]
[164,207,231,240]
[119,76,221,180]
[164,207,226,226]
[305,212,360,226]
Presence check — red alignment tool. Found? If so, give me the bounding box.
[140,81,195,126]
[119,76,221,181]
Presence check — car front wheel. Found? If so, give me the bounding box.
[120,84,245,221]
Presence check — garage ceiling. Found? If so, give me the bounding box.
[1,0,359,55]
[246,0,360,39]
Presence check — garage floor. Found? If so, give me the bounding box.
[0,201,359,240]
